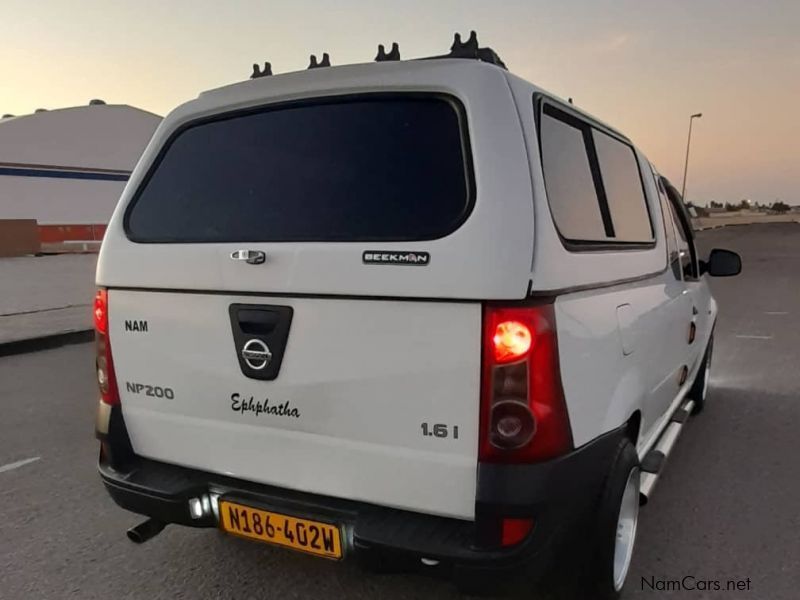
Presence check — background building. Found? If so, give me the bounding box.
[0,103,160,253]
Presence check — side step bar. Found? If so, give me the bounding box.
[639,399,695,504]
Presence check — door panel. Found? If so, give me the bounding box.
[555,272,691,449]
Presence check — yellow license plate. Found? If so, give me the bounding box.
[219,500,343,559]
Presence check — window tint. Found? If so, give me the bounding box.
[540,110,609,241]
[593,130,653,242]
[126,96,471,243]
[539,103,655,248]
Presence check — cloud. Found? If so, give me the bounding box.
[594,32,635,53]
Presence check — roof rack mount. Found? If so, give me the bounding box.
[375,42,400,62]
[251,62,272,79]
[308,53,331,69]
[431,30,506,69]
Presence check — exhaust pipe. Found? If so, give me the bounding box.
[127,518,166,544]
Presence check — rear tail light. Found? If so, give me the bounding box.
[94,289,120,406]
[479,304,572,464]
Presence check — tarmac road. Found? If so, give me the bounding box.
[0,224,798,599]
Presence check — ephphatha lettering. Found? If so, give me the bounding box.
[231,393,300,418]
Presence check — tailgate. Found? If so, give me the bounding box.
[109,289,481,519]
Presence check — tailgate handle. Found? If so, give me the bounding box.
[237,309,280,335]
[229,303,293,381]
[230,249,266,265]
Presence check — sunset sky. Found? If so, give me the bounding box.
[2,0,798,205]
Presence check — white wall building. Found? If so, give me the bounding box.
[0,104,160,238]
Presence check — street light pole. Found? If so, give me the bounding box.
[681,112,703,200]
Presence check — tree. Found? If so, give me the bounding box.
[709,200,723,209]
[771,201,790,214]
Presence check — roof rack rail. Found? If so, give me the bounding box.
[247,30,505,80]
[308,53,331,69]
[375,42,400,62]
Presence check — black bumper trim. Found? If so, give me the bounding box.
[476,426,627,515]
[98,425,627,569]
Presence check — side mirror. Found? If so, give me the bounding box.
[700,248,741,277]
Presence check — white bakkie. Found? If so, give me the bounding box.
[95,31,741,598]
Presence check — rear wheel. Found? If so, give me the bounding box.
[688,334,714,414]
[612,466,640,592]
[575,439,641,600]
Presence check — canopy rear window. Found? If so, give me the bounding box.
[125,95,473,243]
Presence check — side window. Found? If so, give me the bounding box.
[670,203,687,244]
[670,202,693,278]
[661,178,698,280]
[538,101,655,248]
[592,130,653,242]
[539,107,609,241]
[656,176,681,280]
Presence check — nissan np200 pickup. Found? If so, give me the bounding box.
[95,32,742,598]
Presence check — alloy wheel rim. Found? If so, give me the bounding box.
[613,467,640,591]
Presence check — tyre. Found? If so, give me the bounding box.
[688,334,714,414]
[574,439,641,600]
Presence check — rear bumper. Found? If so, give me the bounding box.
[99,412,625,575]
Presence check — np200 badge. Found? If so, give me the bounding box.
[362,251,430,266]
[125,382,175,399]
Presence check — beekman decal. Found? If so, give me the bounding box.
[362,251,430,266]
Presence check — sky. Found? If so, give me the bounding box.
[2,0,798,205]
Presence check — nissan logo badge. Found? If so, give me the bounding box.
[241,339,272,370]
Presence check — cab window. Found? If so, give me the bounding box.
[655,175,681,280]
[661,177,698,280]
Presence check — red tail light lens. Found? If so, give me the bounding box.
[94,289,120,406]
[94,289,108,334]
[493,320,532,363]
[480,304,573,463]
